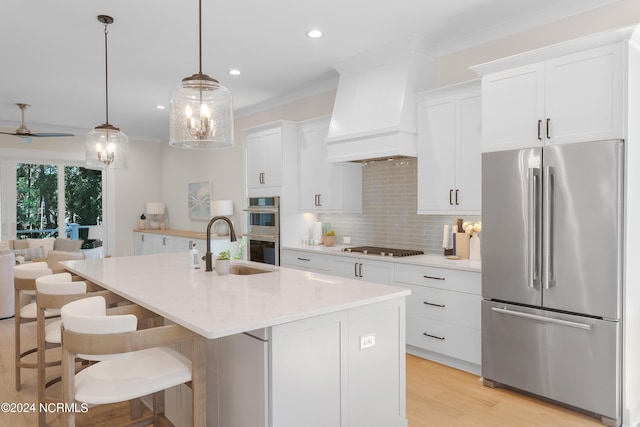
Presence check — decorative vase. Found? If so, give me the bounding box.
[469,234,481,261]
[322,235,336,247]
[215,259,230,275]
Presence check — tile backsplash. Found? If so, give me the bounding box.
[318,158,480,254]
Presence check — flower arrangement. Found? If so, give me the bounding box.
[463,221,482,236]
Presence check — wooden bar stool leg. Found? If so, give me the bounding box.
[14,287,22,391]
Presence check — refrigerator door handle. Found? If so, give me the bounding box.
[543,166,555,289]
[528,167,541,289]
[491,307,592,331]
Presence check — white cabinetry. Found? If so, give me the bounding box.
[394,263,481,374]
[298,116,363,213]
[479,43,623,152]
[280,249,333,274]
[245,121,298,195]
[134,231,231,258]
[332,257,392,285]
[417,81,481,214]
[217,332,269,427]
[270,298,406,427]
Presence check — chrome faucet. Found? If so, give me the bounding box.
[205,216,237,272]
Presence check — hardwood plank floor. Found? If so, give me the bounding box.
[0,317,602,426]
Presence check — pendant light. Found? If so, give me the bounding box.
[169,0,234,149]
[86,15,129,169]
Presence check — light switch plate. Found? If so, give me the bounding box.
[343,236,351,244]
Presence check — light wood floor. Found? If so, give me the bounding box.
[0,317,602,426]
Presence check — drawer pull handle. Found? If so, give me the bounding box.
[423,332,445,341]
[423,301,445,308]
[297,257,311,262]
[423,275,445,281]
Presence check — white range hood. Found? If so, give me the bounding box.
[326,35,436,163]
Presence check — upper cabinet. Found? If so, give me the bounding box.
[246,121,298,195]
[416,81,481,215]
[298,116,363,213]
[478,43,624,152]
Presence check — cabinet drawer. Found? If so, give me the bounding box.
[281,250,333,272]
[394,263,480,294]
[407,315,480,365]
[401,283,480,329]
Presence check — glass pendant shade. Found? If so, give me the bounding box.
[170,73,234,149]
[86,15,128,169]
[86,124,129,169]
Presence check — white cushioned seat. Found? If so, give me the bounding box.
[60,296,200,425]
[13,262,53,391]
[74,346,192,405]
[44,319,63,344]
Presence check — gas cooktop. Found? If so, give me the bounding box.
[342,246,424,257]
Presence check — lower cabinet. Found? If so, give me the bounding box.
[331,257,392,285]
[394,263,481,374]
[134,231,231,258]
[166,298,407,427]
[280,249,333,274]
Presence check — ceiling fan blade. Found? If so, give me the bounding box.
[30,132,75,137]
[4,103,74,139]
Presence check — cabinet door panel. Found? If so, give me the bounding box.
[545,43,623,145]
[246,133,265,189]
[263,129,283,187]
[455,91,482,212]
[417,97,456,212]
[482,63,544,152]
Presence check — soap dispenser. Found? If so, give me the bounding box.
[189,243,200,269]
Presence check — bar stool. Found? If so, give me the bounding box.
[35,273,86,427]
[0,252,15,319]
[60,296,205,426]
[14,262,54,391]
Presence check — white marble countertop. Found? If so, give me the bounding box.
[61,253,410,339]
[283,244,482,273]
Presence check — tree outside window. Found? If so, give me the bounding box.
[16,163,102,248]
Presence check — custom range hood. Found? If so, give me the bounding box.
[326,35,435,163]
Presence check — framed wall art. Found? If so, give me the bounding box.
[188,181,211,220]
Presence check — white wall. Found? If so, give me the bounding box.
[112,139,162,256]
[436,0,640,87]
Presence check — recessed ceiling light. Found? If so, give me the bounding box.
[307,29,323,39]
[228,69,241,76]
[155,105,166,110]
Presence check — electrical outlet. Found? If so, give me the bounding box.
[343,236,351,244]
[360,333,375,350]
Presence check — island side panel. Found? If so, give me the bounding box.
[348,297,407,427]
[270,297,407,427]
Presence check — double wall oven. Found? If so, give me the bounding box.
[245,196,280,265]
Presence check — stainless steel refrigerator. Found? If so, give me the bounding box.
[481,139,623,426]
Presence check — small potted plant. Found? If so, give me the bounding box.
[321,229,336,247]
[215,250,231,275]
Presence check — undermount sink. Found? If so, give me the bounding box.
[229,265,274,275]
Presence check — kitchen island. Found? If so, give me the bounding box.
[61,252,410,427]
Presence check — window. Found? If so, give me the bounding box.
[15,162,103,248]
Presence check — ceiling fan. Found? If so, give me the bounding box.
[0,103,74,143]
